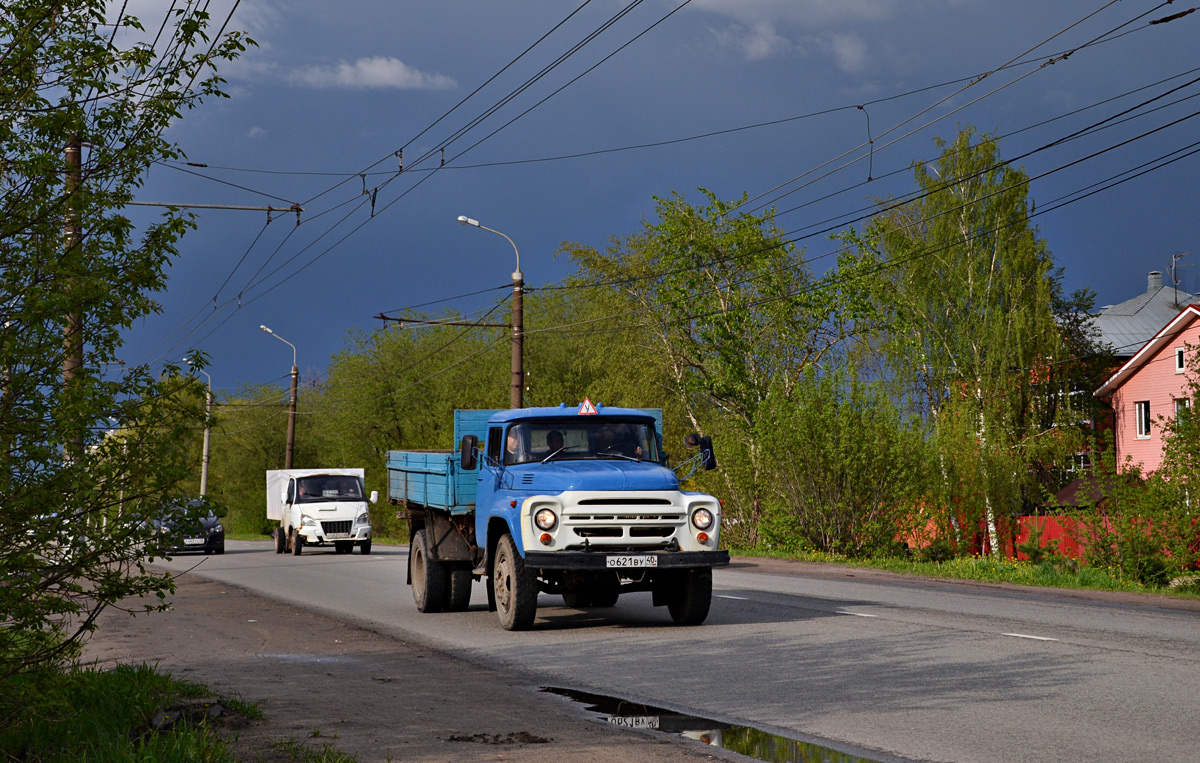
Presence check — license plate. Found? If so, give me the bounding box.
[607,715,660,729]
[326,532,350,539]
[183,538,204,545]
[606,555,657,569]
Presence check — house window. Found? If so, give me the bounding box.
[1176,347,1186,374]
[1177,398,1191,423]
[1136,401,1151,438]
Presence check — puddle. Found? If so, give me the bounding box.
[542,687,886,763]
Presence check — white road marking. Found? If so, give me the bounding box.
[715,594,748,600]
[1002,632,1058,641]
[839,611,878,618]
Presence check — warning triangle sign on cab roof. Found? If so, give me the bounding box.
[578,398,598,415]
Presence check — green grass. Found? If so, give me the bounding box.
[0,663,255,762]
[731,546,1200,598]
[272,737,358,762]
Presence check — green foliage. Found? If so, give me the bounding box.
[756,368,925,556]
[0,2,249,694]
[839,127,1100,556]
[0,663,237,762]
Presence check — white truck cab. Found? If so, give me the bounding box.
[267,468,376,555]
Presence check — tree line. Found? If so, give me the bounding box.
[200,127,1195,578]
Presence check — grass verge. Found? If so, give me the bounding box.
[0,663,258,762]
[731,547,1200,599]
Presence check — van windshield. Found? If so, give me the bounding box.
[503,419,659,465]
[296,475,364,502]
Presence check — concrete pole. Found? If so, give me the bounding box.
[511,271,523,409]
[200,384,212,494]
[285,363,298,469]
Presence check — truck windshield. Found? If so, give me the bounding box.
[295,475,364,502]
[503,420,659,465]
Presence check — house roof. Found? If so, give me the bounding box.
[1090,271,1196,359]
[1094,303,1200,398]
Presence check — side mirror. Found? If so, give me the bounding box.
[684,432,702,449]
[369,490,378,504]
[700,436,718,470]
[461,435,479,470]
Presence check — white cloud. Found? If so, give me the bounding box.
[247,126,267,139]
[712,22,791,60]
[289,57,455,91]
[829,33,869,73]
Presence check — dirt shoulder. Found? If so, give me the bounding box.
[83,573,736,763]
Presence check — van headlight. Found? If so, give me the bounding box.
[534,508,558,531]
[691,507,714,530]
[301,515,317,527]
[356,512,370,525]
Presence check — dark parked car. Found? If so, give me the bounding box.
[150,500,226,555]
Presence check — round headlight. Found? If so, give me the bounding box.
[691,507,714,530]
[534,508,557,531]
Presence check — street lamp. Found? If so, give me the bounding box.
[260,325,299,469]
[457,215,523,409]
[183,358,213,496]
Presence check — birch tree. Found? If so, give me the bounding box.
[841,128,1092,555]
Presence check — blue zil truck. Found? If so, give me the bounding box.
[386,402,728,630]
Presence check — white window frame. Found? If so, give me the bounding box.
[1176,347,1186,374]
[1177,398,1191,423]
[1135,401,1151,439]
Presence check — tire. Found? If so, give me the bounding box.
[410,529,447,613]
[667,568,712,625]
[562,592,589,608]
[445,562,473,611]
[493,534,537,631]
[334,541,352,554]
[291,529,303,556]
[359,538,372,555]
[590,585,619,608]
[214,543,225,556]
[274,526,286,554]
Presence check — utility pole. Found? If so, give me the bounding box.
[457,216,524,408]
[63,137,84,458]
[260,325,298,469]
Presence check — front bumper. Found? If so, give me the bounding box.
[523,550,729,570]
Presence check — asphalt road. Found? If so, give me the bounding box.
[153,541,1200,762]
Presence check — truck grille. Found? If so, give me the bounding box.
[561,497,686,549]
[321,520,352,534]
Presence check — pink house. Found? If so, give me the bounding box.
[1094,304,1200,473]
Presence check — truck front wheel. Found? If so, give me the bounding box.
[493,534,537,631]
[667,568,713,625]
[411,529,447,612]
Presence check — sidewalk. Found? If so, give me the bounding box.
[84,573,737,762]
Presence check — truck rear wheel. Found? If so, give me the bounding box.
[667,568,712,625]
[493,534,537,631]
[411,529,447,612]
[445,562,473,611]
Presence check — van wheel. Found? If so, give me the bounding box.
[411,529,447,612]
[274,526,286,554]
[493,534,537,630]
[291,529,303,556]
[360,538,372,555]
[667,568,712,625]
